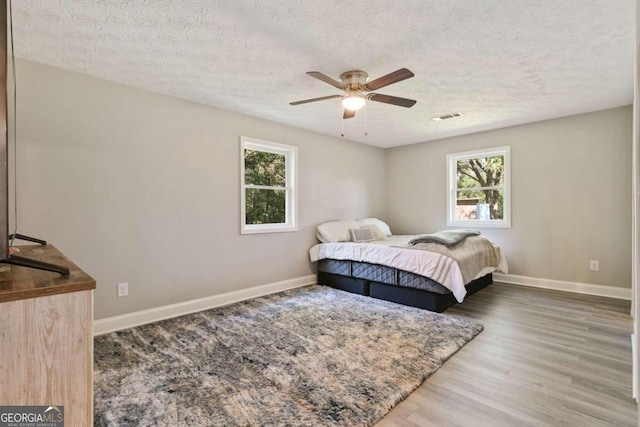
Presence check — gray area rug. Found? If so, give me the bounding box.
[94,285,483,426]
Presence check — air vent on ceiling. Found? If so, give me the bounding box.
[432,112,464,121]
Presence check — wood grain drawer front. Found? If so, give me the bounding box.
[0,290,93,427]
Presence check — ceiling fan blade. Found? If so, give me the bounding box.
[368,93,417,108]
[290,94,342,105]
[343,109,356,119]
[364,68,414,91]
[306,71,346,89]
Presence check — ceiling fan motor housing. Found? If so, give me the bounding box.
[340,70,369,92]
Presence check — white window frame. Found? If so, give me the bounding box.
[240,136,298,234]
[446,146,511,228]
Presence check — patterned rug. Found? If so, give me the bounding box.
[94,285,483,426]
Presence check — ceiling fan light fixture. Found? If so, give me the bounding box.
[342,95,366,111]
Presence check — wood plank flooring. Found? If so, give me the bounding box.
[376,282,637,427]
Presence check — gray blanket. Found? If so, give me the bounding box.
[409,235,500,284]
[409,230,480,247]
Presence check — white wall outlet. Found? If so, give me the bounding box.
[117,282,129,297]
[589,260,599,271]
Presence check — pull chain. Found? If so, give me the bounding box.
[364,102,368,136]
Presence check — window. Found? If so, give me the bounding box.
[240,136,297,234]
[446,146,510,228]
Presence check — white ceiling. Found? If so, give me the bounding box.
[13,0,635,148]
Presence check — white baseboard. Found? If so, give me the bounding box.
[632,333,637,400]
[93,274,316,336]
[494,273,632,300]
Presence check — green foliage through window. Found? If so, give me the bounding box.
[455,154,505,221]
[242,137,296,232]
[448,147,510,227]
[244,150,286,187]
[245,188,286,224]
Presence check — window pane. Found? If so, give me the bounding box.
[244,149,286,186]
[245,188,286,224]
[455,189,504,220]
[456,155,504,189]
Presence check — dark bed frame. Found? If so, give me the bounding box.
[318,269,492,313]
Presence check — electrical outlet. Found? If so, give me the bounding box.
[117,282,129,297]
[589,260,599,271]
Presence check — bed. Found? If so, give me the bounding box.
[309,218,508,312]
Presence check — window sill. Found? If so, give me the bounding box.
[446,220,511,229]
[241,225,298,235]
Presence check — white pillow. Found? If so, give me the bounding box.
[357,218,392,237]
[360,224,387,241]
[316,219,360,243]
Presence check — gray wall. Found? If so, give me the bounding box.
[14,59,633,321]
[15,59,386,319]
[386,106,632,288]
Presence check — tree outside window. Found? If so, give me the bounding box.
[241,137,297,234]
[244,149,287,224]
[447,147,511,228]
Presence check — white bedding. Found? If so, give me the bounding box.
[309,235,508,303]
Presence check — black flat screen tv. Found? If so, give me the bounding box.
[0,0,67,275]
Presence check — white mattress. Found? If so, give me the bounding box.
[309,235,508,303]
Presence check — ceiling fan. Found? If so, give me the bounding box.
[290,68,417,119]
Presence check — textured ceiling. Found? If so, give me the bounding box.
[13,0,635,148]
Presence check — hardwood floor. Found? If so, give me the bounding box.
[376,282,637,427]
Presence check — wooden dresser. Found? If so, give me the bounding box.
[0,245,96,426]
